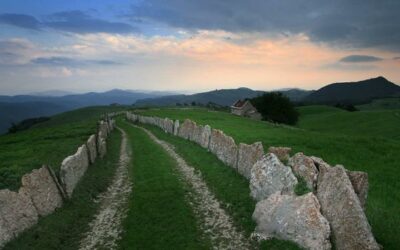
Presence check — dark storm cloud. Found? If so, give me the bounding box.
[31,56,122,67]
[0,10,138,34]
[0,13,41,30]
[130,0,400,51]
[339,55,383,63]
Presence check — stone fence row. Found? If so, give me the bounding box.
[0,116,116,248]
[127,112,379,250]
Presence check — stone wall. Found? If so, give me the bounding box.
[128,111,379,250]
[0,116,116,247]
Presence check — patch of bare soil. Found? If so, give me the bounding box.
[136,125,251,250]
[79,127,132,250]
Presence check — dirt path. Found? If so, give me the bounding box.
[79,127,132,250]
[134,124,251,250]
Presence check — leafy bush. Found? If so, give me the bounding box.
[250,92,299,125]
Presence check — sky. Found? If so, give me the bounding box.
[0,0,399,95]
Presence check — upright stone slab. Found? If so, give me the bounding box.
[288,153,318,190]
[310,156,331,169]
[317,165,379,250]
[60,144,90,198]
[208,129,238,168]
[19,166,63,216]
[237,142,264,179]
[86,134,97,164]
[250,153,298,201]
[97,131,107,158]
[253,193,331,250]
[173,120,180,136]
[0,189,38,248]
[178,119,197,140]
[268,146,291,162]
[346,170,369,210]
[164,118,174,134]
[98,121,108,139]
[191,124,211,148]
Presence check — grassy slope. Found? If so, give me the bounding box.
[139,107,400,249]
[4,130,122,250]
[118,120,209,250]
[357,97,400,110]
[138,122,302,250]
[0,106,126,190]
[297,105,400,139]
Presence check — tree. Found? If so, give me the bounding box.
[250,92,299,125]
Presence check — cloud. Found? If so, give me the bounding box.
[0,13,41,30]
[339,55,383,63]
[31,56,122,67]
[394,56,400,60]
[0,39,37,65]
[0,11,138,34]
[130,0,400,51]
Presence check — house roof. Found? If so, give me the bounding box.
[232,99,247,108]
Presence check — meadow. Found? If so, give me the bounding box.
[0,106,126,190]
[139,106,400,249]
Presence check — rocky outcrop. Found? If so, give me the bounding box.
[0,189,38,248]
[288,153,318,190]
[86,134,97,164]
[346,170,369,210]
[317,165,379,250]
[268,146,291,162]
[173,120,179,136]
[60,144,90,198]
[250,153,298,201]
[178,119,197,140]
[209,129,238,168]
[19,166,63,216]
[237,142,264,179]
[253,192,331,250]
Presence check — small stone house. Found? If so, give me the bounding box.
[230,100,262,120]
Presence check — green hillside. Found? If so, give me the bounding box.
[139,107,400,249]
[357,97,400,110]
[0,106,126,190]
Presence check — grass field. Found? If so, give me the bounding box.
[139,107,400,249]
[118,120,210,249]
[4,130,122,250]
[357,97,400,110]
[0,106,126,190]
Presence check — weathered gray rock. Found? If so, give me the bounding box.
[86,134,97,164]
[60,144,90,198]
[317,165,379,250]
[98,121,108,139]
[346,170,369,210]
[164,118,174,134]
[97,130,107,158]
[178,119,197,140]
[288,153,318,190]
[0,189,38,248]
[310,156,331,170]
[268,146,291,162]
[253,192,331,250]
[173,120,179,136]
[191,124,212,148]
[209,129,238,168]
[19,166,63,216]
[237,142,264,179]
[250,153,298,201]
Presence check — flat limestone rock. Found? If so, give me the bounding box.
[317,165,379,250]
[237,142,264,179]
[86,134,97,164]
[346,170,369,210]
[208,129,238,168]
[178,119,197,140]
[288,153,318,190]
[253,192,331,250]
[60,144,90,198]
[0,189,38,248]
[173,120,179,136]
[250,153,297,201]
[268,146,292,162]
[19,166,63,216]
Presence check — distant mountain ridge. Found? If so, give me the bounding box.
[305,77,400,104]
[134,87,312,106]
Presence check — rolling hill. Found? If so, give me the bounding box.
[304,76,400,104]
